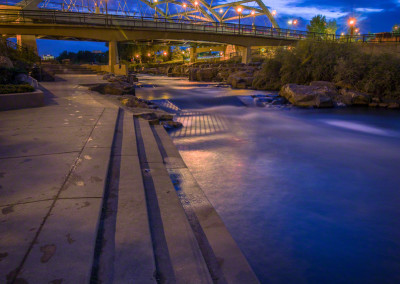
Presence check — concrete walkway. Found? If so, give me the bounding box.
[0,74,259,284]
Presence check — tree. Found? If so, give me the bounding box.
[393,24,400,35]
[307,15,327,35]
[326,20,338,35]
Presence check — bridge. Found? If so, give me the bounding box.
[1,0,399,72]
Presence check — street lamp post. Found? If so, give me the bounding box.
[348,18,356,37]
[236,7,242,34]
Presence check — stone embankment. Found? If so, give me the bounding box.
[280,82,400,109]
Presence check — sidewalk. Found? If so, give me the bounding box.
[0,74,259,284]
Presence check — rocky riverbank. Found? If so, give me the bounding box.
[88,73,183,129]
[139,62,400,109]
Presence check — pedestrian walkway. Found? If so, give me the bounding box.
[0,74,259,284]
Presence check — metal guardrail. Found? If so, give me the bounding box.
[0,9,399,43]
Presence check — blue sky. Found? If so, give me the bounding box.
[34,0,400,56]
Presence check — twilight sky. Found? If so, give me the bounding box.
[35,0,400,56]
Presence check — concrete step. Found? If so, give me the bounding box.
[113,112,156,283]
[153,125,260,284]
[135,118,213,283]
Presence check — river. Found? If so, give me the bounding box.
[136,75,400,284]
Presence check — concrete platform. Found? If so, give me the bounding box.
[0,74,260,284]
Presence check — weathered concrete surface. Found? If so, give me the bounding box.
[114,114,156,283]
[0,74,119,283]
[139,119,213,284]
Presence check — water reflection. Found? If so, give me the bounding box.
[137,75,400,284]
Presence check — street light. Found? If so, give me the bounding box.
[237,7,242,33]
[194,1,198,6]
[348,18,356,36]
[251,10,255,29]
[219,8,223,14]
[271,10,276,16]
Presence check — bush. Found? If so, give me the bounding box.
[0,84,34,94]
[254,40,400,100]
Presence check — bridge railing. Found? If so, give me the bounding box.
[1,9,399,43]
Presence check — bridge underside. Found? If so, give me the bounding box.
[0,23,295,47]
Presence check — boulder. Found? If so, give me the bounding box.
[339,89,371,105]
[90,82,135,96]
[160,120,183,130]
[388,102,400,109]
[279,84,334,108]
[0,56,13,68]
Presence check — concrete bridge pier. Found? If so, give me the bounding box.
[190,46,197,63]
[237,46,252,64]
[16,34,38,55]
[108,40,119,73]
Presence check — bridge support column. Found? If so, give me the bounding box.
[190,46,197,63]
[16,35,38,55]
[238,46,252,64]
[108,41,119,73]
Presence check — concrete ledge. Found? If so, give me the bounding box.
[0,90,44,111]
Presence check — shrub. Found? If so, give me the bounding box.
[0,84,34,94]
[256,40,400,100]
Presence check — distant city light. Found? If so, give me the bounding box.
[288,20,293,25]
[293,19,298,25]
[163,51,167,56]
[355,28,359,33]
[341,32,345,36]
[220,52,223,56]
[136,54,139,58]
[147,53,151,57]
[271,10,276,16]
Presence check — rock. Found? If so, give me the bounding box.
[369,103,378,107]
[388,102,400,109]
[160,120,183,129]
[157,113,174,121]
[279,84,334,108]
[119,96,148,108]
[16,73,38,89]
[0,56,13,68]
[339,89,371,105]
[379,103,389,108]
[90,83,135,96]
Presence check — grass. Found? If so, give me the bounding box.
[0,84,35,94]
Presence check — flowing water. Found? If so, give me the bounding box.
[136,75,400,284]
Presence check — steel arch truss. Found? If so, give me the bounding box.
[17,0,279,27]
[141,0,279,27]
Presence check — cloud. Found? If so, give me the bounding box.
[261,0,347,19]
[355,8,384,13]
